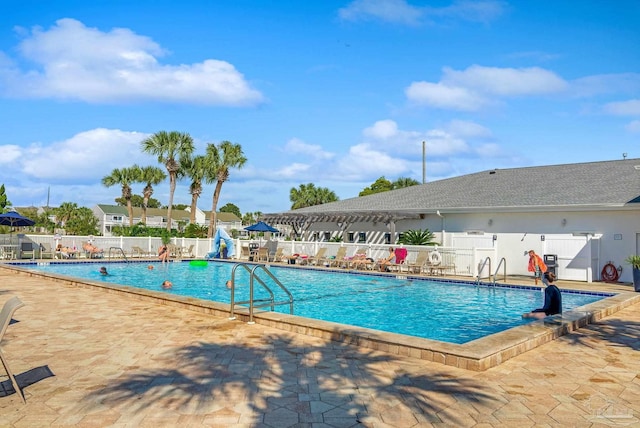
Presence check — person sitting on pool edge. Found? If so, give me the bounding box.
[158,244,169,263]
[522,272,562,319]
[161,280,172,289]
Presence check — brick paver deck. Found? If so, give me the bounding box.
[0,265,639,427]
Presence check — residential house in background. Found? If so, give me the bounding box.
[93,204,242,236]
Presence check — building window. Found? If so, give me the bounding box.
[348,232,355,243]
[112,215,123,223]
[384,233,391,244]
[312,233,318,241]
[358,232,366,243]
[324,232,331,241]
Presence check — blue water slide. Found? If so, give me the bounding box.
[206,228,235,259]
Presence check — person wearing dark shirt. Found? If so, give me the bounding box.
[522,272,562,319]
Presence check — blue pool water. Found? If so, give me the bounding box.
[24,261,609,344]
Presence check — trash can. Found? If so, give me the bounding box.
[544,254,558,276]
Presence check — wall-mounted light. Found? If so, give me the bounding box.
[488,219,493,226]
[492,234,497,241]
[561,218,567,226]
[540,235,545,241]
[337,222,343,228]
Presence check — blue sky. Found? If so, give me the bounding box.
[1,0,639,215]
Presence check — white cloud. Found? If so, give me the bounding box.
[363,119,399,139]
[626,120,640,133]
[282,138,334,160]
[442,65,568,96]
[0,145,22,165]
[424,0,507,24]
[1,18,264,105]
[603,99,640,116]
[337,143,409,179]
[406,65,568,110]
[445,120,492,139]
[338,0,423,25]
[406,81,486,110]
[572,73,640,98]
[19,128,151,182]
[338,0,506,25]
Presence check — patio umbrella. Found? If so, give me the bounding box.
[0,211,35,243]
[244,221,279,233]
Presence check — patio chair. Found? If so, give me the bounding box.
[328,247,347,268]
[270,247,284,262]
[387,247,408,273]
[305,247,327,266]
[20,242,37,260]
[0,296,26,403]
[182,244,195,258]
[239,245,251,260]
[406,251,429,274]
[38,243,55,259]
[255,247,269,262]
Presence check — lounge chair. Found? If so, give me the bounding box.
[406,251,429,274]
[387,248,408,272]
[328,247,347,268]
[0,296,26,403]
[20,243,37,260]
[130,246,152,258]
[270,247,284,263]
[239,245,251,260]
[304,247,327,266]
[347,248,370,269]
[182,244,195,258]
[255,247,269,262]
[82,242,104,259]
[38,243,55,259]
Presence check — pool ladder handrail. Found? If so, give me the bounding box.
[108,247,129,262]
[475,256,491,286]
[229,263,294,324]
[492,257,507,285]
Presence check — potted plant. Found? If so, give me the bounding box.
[624,255,640,292]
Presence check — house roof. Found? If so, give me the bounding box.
[263,158,640,223]
[95,205,241,222]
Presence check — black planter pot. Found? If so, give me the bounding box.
[633,267,640,292]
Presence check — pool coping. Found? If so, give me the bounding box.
[3,261,639,371]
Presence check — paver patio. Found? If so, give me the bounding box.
[0,266,638,427]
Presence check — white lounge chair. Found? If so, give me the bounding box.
[0,296,26,403]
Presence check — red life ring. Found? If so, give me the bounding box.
[601,262,619,283]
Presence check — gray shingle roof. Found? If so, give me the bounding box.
[272,158,640,217]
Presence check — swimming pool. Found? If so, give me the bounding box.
[24,260,608,344]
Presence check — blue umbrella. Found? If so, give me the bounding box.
[0,211,35,228]
[244,221,279,233]
[0,211,35,243]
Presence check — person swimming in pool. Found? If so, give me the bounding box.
[161,280,172,289]
[522,272,562,319]
[99,266,109,275]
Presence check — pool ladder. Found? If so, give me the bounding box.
[229,263,294,324]
[108,247,129,262]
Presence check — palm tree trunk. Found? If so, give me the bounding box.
[207,181,223,238]
[167,174,176,232]
[190,194,198,224]
[127,200,134,227]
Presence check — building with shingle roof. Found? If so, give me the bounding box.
[263,158,640,283]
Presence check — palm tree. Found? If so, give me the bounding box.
[392,177,420,189]
[141,131,194,232]
[136,165,166,224]
[204,141,247,238]
[102,167,139,226]
[182,155,209,225]
[290,183,338,209]
[55,202,79,227]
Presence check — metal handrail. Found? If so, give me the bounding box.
[108,247,129,262]
[229,263,294,323]
[476,256,491,286]
[492,257,507,285]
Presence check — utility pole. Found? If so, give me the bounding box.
[422,140,426,184]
